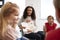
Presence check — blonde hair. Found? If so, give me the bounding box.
[0,2,19,39]
[53,0,60,9]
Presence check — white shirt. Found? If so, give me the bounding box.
[15,25,22,38]
[18,16,37,34]
[21,21,35,34]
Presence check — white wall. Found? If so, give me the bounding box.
[41,0,56,19]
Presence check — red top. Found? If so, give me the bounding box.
[45,22,57,32]
[45,28,60,40]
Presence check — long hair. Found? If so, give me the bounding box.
[0,2,19,39]
[23,6,36,20]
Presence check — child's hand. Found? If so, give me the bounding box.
[26,20,31,22]
[27,29,32,33]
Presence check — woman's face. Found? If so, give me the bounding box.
[27,8,32,16]
[7,7,19,24]
[48,17,54,24]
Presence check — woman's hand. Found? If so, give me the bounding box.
[22,26,26,29]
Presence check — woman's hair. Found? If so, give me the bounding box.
[23,6,36,20]
[53,0,60,9]
[0,2,19,39]
[47,15,54,20]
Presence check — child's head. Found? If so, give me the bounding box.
[47,15,54,24]
[0,2,19,38]
[1,2,19,24]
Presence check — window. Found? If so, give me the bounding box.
[41,0,56,19]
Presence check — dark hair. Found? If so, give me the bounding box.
[53,0,60,9]
[23,6,36,20]
[47,15,54,20]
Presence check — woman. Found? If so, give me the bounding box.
[0,2,27,40]
[44,15,57,34]
[18,6,41,40]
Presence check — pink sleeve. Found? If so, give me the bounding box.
[4,27,17,40]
